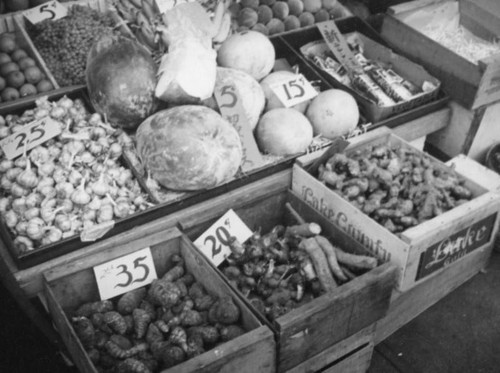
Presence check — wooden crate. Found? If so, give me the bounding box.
[180,191,397,372]
[0,14,60,112]
[16,0,134,89]
[381,0,500,110]
[292,127,500,292]
[43,227,276,373]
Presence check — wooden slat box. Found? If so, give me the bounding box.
[0,13,60,113]
[43,227,276,373]
[381,0,500,110]
[292,127,500,292]
[16,0,134,90]
[181,191,397,372]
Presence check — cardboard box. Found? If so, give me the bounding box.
[43,227,276,373]
[278,17,447,126]
[292,127,500,291]
[382,0,500,109]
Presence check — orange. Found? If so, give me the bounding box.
[17,56,35,70]
[19,83,37,97]
[238,8,258,28]
[0,76,5,91]
[303,0,321,13]
[36,79,53,92]
[0,61,19,77]
[1,87,19,101]
[0,52,11,65]
[5,70,25,88]
[23,65,42,84]
[10,48,28,62]
[0,33,17,54]
[272,2,289,20]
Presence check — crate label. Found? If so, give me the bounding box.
[155,0,195,13]
[93,247,158,300]
[194,209,253,266]
[316,20,363,75]
[24,1,68,24]
[0,117,61,160]
[269,74,318,108]
[214,83,263,172]
[416,213,497,280]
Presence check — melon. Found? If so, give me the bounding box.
[255,108,313,155]
[260,70,310,113]
[217,30,275,81]
[305,89,359,139]
[135,106,242,191]
[202,67,265,131]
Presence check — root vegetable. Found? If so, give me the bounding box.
[298,237,337,292]
[314,235,348,282]
[285,222,322,237]
[334,247,377,270]
[117,288,146,315]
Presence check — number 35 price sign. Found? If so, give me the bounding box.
[194,209,253,267]
[93,247,158,300]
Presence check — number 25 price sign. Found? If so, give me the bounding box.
[93,247,158,300]
[194,209,253,266]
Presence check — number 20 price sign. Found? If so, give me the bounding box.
[93,247,158,300]
[194,209,253,267]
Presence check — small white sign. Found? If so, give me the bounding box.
[194,209,253,266]
[93,247,158,300]
[154,0,195,13]
[269,74,318,108]
[0,117,62,160]
[24,1,68,24]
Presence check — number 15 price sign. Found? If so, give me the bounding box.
[93,247,158,300]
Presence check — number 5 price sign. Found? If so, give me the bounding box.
[194,209,253,266]
[93,247,158,300]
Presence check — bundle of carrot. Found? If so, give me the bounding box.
[221,203,378,322]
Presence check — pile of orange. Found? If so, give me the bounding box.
[231,0,350,36]
[0,32,54,102]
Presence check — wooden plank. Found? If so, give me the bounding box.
[285,325,375,373]
[387,0,448,16]
[375,242,492,343]
[391,106,450,143]
[15,169,292,296]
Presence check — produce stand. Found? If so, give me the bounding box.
[0,0,500,372]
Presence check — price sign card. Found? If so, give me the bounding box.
[214,83,263,172]
[0,117,62,160]
[316,20,363,75]
[93,247,158,300]
[154,0,195,13]
[24,1,68,24]
[270,74,318,108]
[194,209,253,266]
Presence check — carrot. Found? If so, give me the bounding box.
[285,223,322,238]
[299,237,337,292]
[314,236,348,282]
[334,247,378,270]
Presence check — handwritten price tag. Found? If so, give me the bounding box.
[93,247,158,300]
[270,74,318,108]
[194,209,253,266]
[24,1,68,24]
[214,83,263,172]
[0,117,62,160]
[316,20,363,75]
[154,0,195,13]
